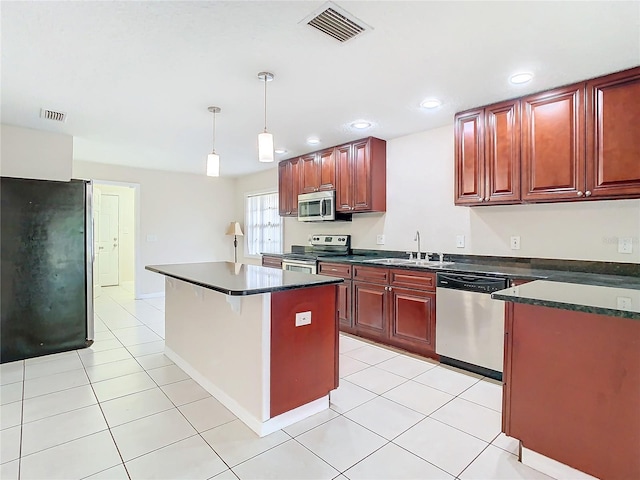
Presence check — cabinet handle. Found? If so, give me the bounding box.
[585,190,592,197]
[577,191,584,197]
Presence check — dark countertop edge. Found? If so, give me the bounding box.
[145,265,342,296]
[491,292,640,321]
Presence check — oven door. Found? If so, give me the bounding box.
[282,260,317,274]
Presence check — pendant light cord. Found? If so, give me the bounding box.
[212,110,216,152]
[263,76,268,133]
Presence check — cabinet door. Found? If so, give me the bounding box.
[335,143,353,211]
[277,161,291,216]
[353,281,387,341]
[338,280,352,330]
[318,148,336,191]
[455,109,485,205]
[388,287,436,356]
[299,153,319,193]
[289,158,300,215]
[485,100,521,204]
[351,139,373,211]
[586,67,640,198]
[521,84,586,202]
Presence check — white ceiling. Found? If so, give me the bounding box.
[2,1,639,177]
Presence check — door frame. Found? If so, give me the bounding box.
[92,179,141,299]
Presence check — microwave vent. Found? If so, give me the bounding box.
[304,3,369,43]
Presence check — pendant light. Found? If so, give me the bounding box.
[207,106,221,177]
[257,71,274,163]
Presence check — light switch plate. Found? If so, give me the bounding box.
[456,235,465,248]
[295,311,311,326]
[510,236,521,250]
[376,234,385,245]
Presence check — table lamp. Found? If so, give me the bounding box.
[225,221,244,263]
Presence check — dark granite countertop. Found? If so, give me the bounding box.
[491,281,640,320]
[146,262,342,296]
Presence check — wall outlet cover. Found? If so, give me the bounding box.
[456,235,465,248]
[295,311,311,327]
[617,296,632,309]
[146,234,158,242]
[376,234,385,245]
[510,236,521,250]
[618,237,633,254]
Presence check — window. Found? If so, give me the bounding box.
[245,192,283,256]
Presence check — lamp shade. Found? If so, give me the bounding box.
[225,221,244,236]
[207,153,220,177]
[258,132,274,163]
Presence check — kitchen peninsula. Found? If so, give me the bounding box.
[493,281,640,479]
[146,262,342,437]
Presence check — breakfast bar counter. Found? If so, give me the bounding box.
[146,262,342,436]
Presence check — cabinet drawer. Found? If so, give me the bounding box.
[262,255,283,269]
[353,265,389,284]
[318,262,352,279]
[390,269,436,291]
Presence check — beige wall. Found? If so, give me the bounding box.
[267,125,640,263]
[74,161,237,295]
[0,124,73,181]
[95,183,136,284]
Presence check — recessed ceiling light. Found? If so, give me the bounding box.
[420,99,441,109]
[306,137,321,145]
[274,148,288,154]
[350,120,372,129]
[510,72,534,84]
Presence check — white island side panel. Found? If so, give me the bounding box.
[164,278,269,423]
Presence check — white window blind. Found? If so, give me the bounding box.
[245,192,283,256]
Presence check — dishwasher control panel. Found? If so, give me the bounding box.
[436,273,508,293]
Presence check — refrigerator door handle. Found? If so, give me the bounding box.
[85,181,95,342]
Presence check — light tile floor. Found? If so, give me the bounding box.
[0,286,552,480]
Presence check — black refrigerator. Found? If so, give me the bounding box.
[1,176,94,363]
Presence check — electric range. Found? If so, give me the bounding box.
[281,235,351,274]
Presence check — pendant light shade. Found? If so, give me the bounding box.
[258,132,274,163]
[207,106,221,177]
[257,72,274,163]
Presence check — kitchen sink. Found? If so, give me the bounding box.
[362,258,455,268]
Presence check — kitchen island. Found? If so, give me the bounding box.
[492,281,639,480]
[146,262,342,437]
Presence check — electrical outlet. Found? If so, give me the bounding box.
[618,237,633,254]
[295,311,311,327]
[376,234,385,245]
[146,234,158,242]
[510,236,521,250]
[617,296,632,310]
[456,235,465,248]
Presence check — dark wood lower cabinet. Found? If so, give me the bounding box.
[388,287,436,357]
[337,280,352,331]
[353,281,388,342]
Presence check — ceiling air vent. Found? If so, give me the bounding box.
[304,3,369,43]
[40,108,67,122]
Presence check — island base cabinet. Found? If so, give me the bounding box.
[503,302,640,480]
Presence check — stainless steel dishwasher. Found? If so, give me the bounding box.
[435,272,508,379]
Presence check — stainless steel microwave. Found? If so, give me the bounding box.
[298,191,336,222]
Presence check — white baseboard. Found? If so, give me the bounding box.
[521,446,599,479]
[137,291,165,299]
[165,346,329,437]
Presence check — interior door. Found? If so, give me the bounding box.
[98,194,119,286]
[93,186,102,297]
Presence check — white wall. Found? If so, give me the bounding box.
[0,124,73,181]
[234,168,279,265]
[74,161,237,295]
[95,183,136,284]
[278,125,640,263]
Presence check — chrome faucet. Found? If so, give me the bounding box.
[414,231,421,260]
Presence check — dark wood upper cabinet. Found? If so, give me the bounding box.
[586,66,640,198]
[521,83,585,202]
[299,148,336,194]
[337,137,386,213]
[278,157,300,216]
[455,101,520,206]
[456,66,640,206]
[454,109,485,205]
